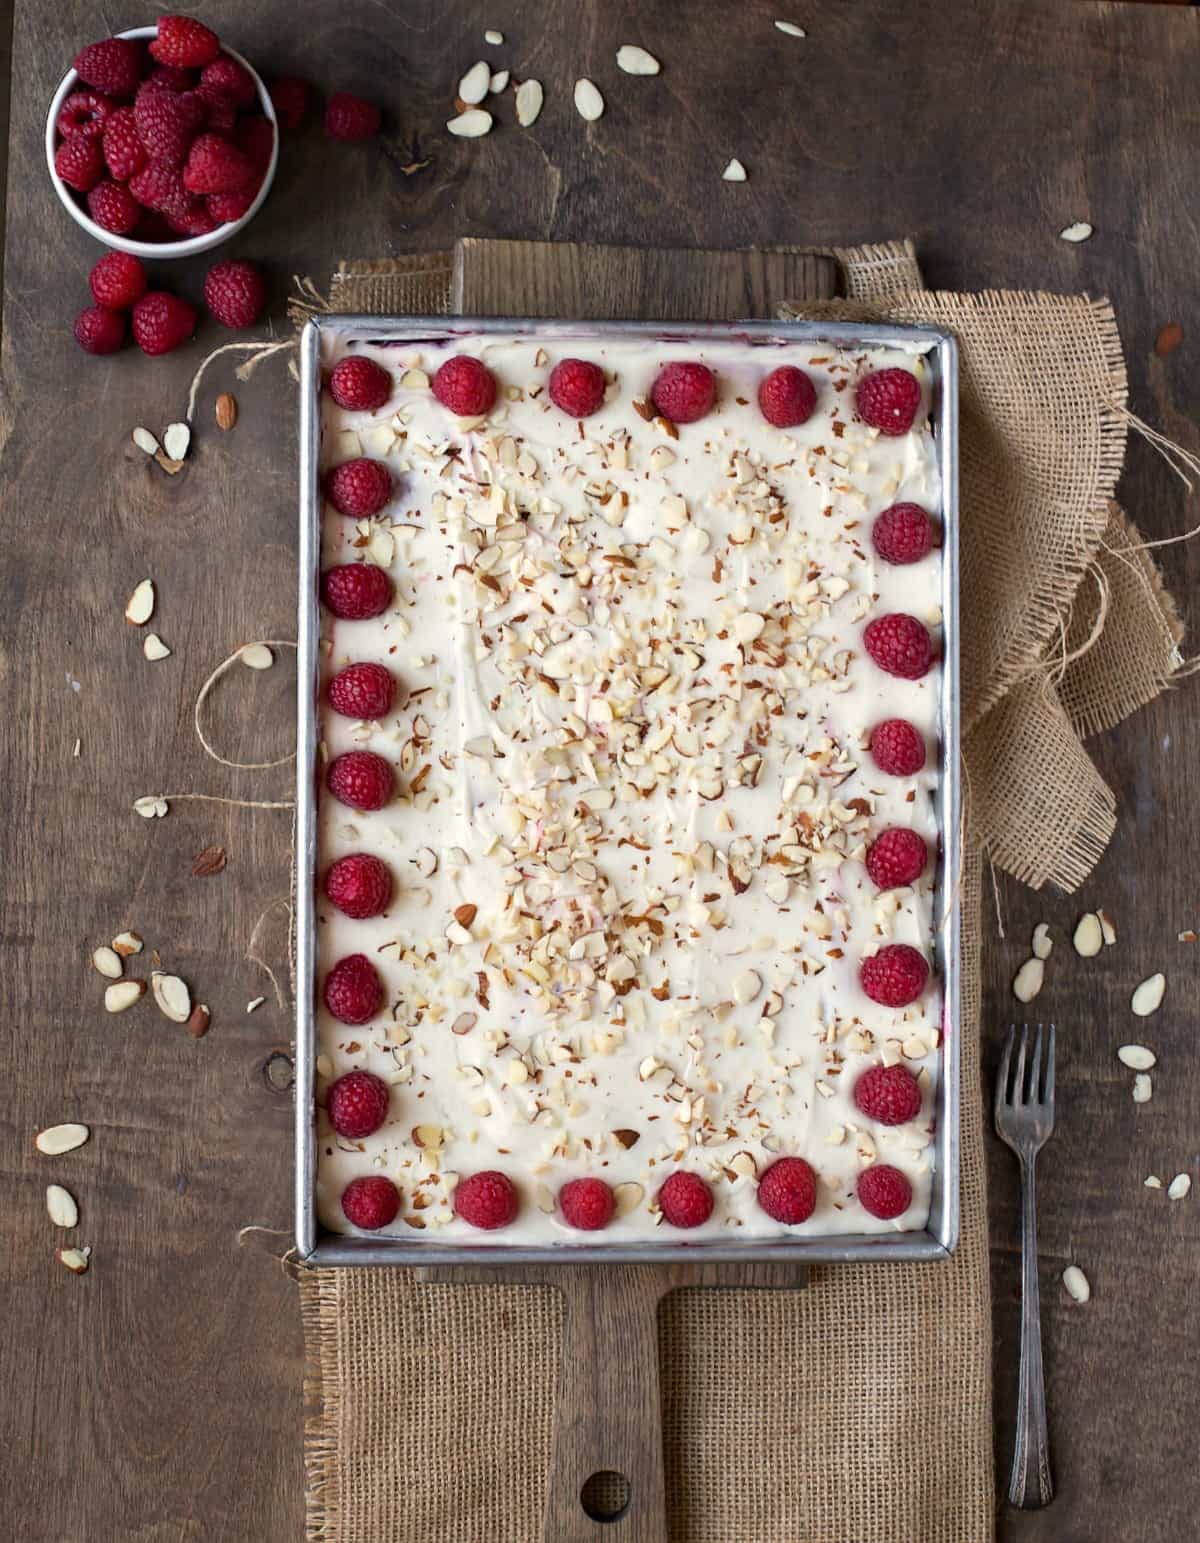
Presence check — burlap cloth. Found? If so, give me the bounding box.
[298,241,1185,1542]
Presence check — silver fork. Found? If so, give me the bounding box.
[994,1022,1056,1509]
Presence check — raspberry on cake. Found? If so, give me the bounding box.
[864,612,935,679]
[321,563,392,620]
[869,718,927,777]
[559,1177,615,1231]
[758,364,816,428]
[757,1157,818,1225]
[658,1171,714,1229]
[651,360,715,424]
[327,1069,390,1138]
[327,751,393,812]
[549,358,606,418]
[341,1174,401,1230]
[328,355,391,412]
[866,827,929,890]
[323,953,384,1025]
[432,355,497,417]
[455,1171,519,1230]
[873,502,934,565]
[324,853,393,920]
[857,1164,913,1220]
[854,1063,923,1126]
[327,662,395,720]
[860,943,929,1007]
[856,367,922,435]
[325,457,392,518]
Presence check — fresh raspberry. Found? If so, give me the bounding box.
[854,1063,923,1126]
[559,1177,615,1231]
[323,952,384,1025]
[165,203,218,237]
[455,1171,519,1230]
[758,364,816,428]
[432,355,496,416]
[73,305,126,356]
[856,367,922,436]
[863,612,934,680]
[89,251,147,310]
[57,90,115,140]
[101,107,148,180]
[206,187,255,223]
[321,563,393,620]
[325,92,382,141]
[183,132,255,193]
[73,37,143,96]
[129,157,195,217]
[329,355,392,413]
[130,290,198,355]
[327,750,393,812]
[85,179,141,234]
[869,718,926,777]
[658,1171,714,1229]
[866,828,929,890]
[860,943,929,1008]
[326,1069,390,1138]
[54,135,104,192]
[146,63,197,92]
[235,114,275,169]
[857,1163,914,1220]
[328,662,396,721]
[325,853,393,920]
[203,258,266,327]
[200,54,257,106]
[134,83,205,164]
[341,1175,400,1230]
[651,361,716,424]
[757,1157,817,1225]
[873,502,934,565]
[149,15,221,69]
[548,358,606,418]
[196,85,237,135]
[269,75,310,129]
[325,458,392,518]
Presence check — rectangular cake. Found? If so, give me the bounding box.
[310,326,946,1245]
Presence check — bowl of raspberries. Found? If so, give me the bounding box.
[46,15,278,258]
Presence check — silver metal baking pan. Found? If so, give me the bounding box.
[295,315,960,1267]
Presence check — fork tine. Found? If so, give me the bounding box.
[1013,1023,1028,1106]
[995,1025,1015,1121]
[1043,1023,1056,1108]
[1028,1023,1043,1102]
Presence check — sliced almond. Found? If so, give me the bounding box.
[489,69,509,93]
[515,78,543,127]
[154,449,185,476]
[1061,1264,1090,1303]
[774,20,807,37]
[112,930,143,957]
[1031,923,1052,960]
[35,1123,89,1156]
[412,1123,444,1150]
[1132,1072,1152,1103]
[1131,972,1165,1017]
[732,968,762,1005]
[458,60,491,105]
[415,846,438,878]
[92,946,123,980]
[151,971,191,1024]
[484,29,504,45]
[46,1185,79,1229]
[451,1011,477,1035]
[1167,1173,1191,1201]
[613,1181,644,1218]
[1072,913,1103,958]
[1098,909,1117,945]
[1144,1175,1163,1190]
[240,643,273,670]
[104,979,145,1013]
[573,78,604,121]
[132,427,159,456]
[535,1182,555,1214]
[612,1128,640,1150]
[616,45,660,75]
[1012,957,1044,1003]
[447,108,493,138]
[1060,221,1093,243]
[162,422,190,461]
[721,158,747,182]
[56,1247,90,1274]
[1117,1044,1155,1071]
[143,633,171,661]
[125,579,155,626]
[133,795,168,818]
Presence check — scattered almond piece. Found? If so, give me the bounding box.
[46,1185,79,1229]
[774,20,807,37]
[1012,957,1044,1003]
[1061,1264,1090,1303]
[1031,923,1052,960]
[489,70,509,94]
[112,931,143,957]
[132,427,159,456]
[573,78,604,121]
[1144,1175,1163,1190]
[143,633,171,661]
[1167,1173,1191,1201]
[458,60,491,104]
[447,108,493,137]
[104,979,145,1013]
[616,45,660,75]
[1154,323,1183,357]
[186,1003,211,1038]
[1098,909,1117,945]
[162,422,190,461]
[56,1246,91,1274]
[124,579,155,626]
[191,844,226,876]
[732,968,762,1004]
[613,1181,644,1217]
[722,158,748,182]
[92,945,123,980]
[515,79,543,127]
[151,971,191,1024]
[1178,929,1196,943]
[240,643,273,670]
[246,996,265,1013]
[35,1123,89,1156]
[154,449,185,475]
[1117,1044,1155,1071]
[215,392,238,430]
[1060,221,1093,242]
[484,29,503,46]
[1131,973,1165,1017]
[1132,1073,1152,1103]
[1072,912,1103,958]
[72,738,81,757]
[133,795,168,818]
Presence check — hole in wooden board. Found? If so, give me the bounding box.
[580,1469,631,1523]
[261,1049,295,1093]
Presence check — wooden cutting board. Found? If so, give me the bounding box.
[423,237,841,1543]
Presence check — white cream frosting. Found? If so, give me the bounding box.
[313,331,944,1245]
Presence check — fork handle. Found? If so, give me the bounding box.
[1010,1156,1054,1508]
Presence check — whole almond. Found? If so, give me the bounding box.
[186,1003,211,1038]
[35,1123,90,1156]
[47,1185,79,1229]
[104,979,145,1013]
[453,903,478,929]
[191,844,226,877]
[215,392,238,430]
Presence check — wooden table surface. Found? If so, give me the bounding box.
[3,2,1197,1540]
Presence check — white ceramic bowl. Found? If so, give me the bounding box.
[45,24,278,259]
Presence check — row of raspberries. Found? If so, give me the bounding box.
[74,250,265,354]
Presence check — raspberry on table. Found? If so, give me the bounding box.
[651,360,716,424]
[869,718,926,777]
[130,291,197,355]
[455,1171,519,1230]
[856,367,922,436]
[758,364,817,428]
[857,1163,914,1220]
[129,157,196,217]
[854,1063,923,1126]
[757,1157,817,1225]
[860,943,929,1007]
[864,612,934,679]
[328,661,396,720]
[328,355,392,412]
[548,358,606,418]
[206,188,255,224]
[74,305,126,356]
[873,502,934,565]
[58,90,115,141]
[149,15,221,70]
[183,132,255,194]
[323,952,384,1025]
[324,853,393,920]
[269,76,310,130]
[327,750,393,812]
[559,1177,615,1231]
[73,37,143,96]
[325,92,382,141]
[86,179,141,234]
[101,107,148,181]
[341,1174,401,1231]
[866,827,929,890]
[203,259,266,327]
[657,1171,714,1228]
[54,135,105,193]
[200,54,257,106]
[327,1069,390,1138]
[321,563,393,620]
[89,251,148,311]
[134,82,205,164]
[325,457,392,518]
[432,355,497,417]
